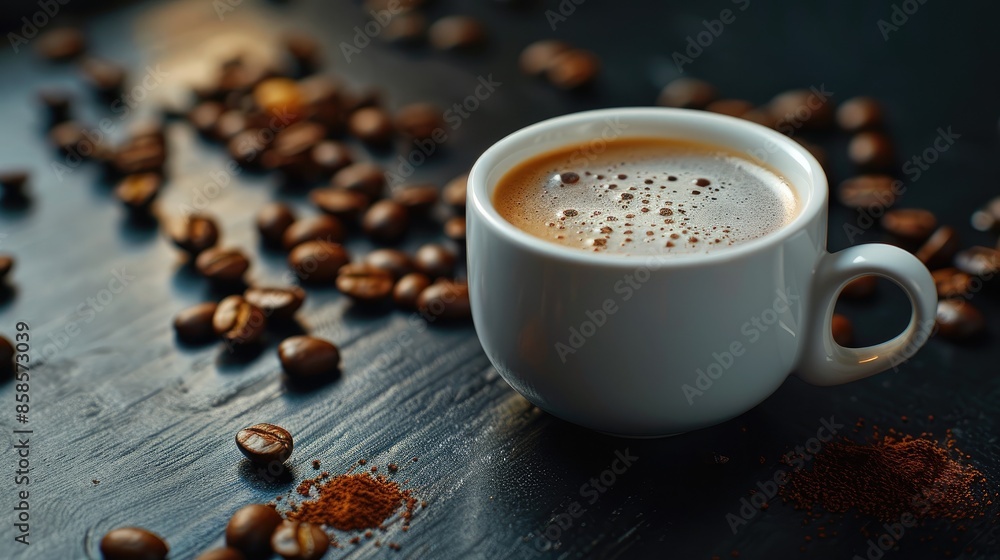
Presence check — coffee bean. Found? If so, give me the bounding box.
[284,34,321,74]
[915,226,959,269]
[173,302,219,345]
[99,527,168,560]
[256,203,297,247]
[954,246,1000,277]
[848,131,895,171]
[769,89,834,131]
[932,268,974,299]
[299,76,345,129]
[547,49,600,90]
[0,336,13,377]
[417,280,471,320]
[226,504,283,560]
[0,171,28,200]
[282,215,346,251]
[880,208,937,242]
[971,197,1000,233]
[342,87,382,114]
[213,110,248,140]
[836,175,897,210]
[332,162,385,199]
[278,336,340,381]
[81,58,126,97]
[196,248,251,284]
[705,99,754,118]
[739,108,777,129]
[253,77,305,122]
[414,244,456,278]
[520,40,572,77]
[288,241,350,284]
[840,276,877,299]
[310,141,354,175]
[115,173,161,212]
[393,272,432,309]
[363,200,409,243]
[364,249,414,279]
[336,264,395,303]
[395,103,444,140]
[831,314,854,346]
[39,89,72,126]
[36,27,86,61]
[114,141,166,175]
[837,96,884,132]
[348,107,394,147]
[271,520,329,560]
[935,299,985,340]
[195,548,247,560]
[214,295,266,345]
[657,78,717,109]
[189,102,226,135]
[169,213,220,255]
[267,121,327,174]
[429,16,487,51]
[49,121,95,155]
[444,216,466,242]
[310,188,370,222]
[383,11,428,45]
[244,286,306,322]
[229,129,270,168]
[443,174,468,211]
[0,254,15,283]
[236,423,293,465]
[393,183,439,216]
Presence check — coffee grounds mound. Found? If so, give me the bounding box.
[288,471,418,531]
[781,428,989,521]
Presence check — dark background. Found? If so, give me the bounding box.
[1,0,999,558]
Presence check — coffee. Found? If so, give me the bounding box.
[493,138,799,256]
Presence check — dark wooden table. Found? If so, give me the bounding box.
[2,0,999,558]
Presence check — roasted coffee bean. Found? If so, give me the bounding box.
[196,248,251,284]
[49,121,94,155]
[383,12,428,45]
[228,129,270,167]
[39,90,72,125]
[100,527,168,560]
[520,40,571,77]
[115,173,161,211]
[195,548,247,560]
[213,110,248,140]
[547,49,600,89]
[848,131,895,171]
[0,336,13,377]
[282,215,346,250]
[395,103,444,140]
[831,314,854,347]
[299,76,344,121]
[244,286,306,322]
[310,188,370,222]
[278,336,340,381]
[348,107,394,147]
[836,175,897,210]
[256,203,296,247]
[393,272,432,309]
[0,254,13,283]
[169,213,220,255]
[114,141,166,175]
[332,162,385,199]
[880,208,937,242]
[364,249,414,279]
[226,504,283,560]
[444,216,466,242]
[414,244,456,278]
[214,295,266,345]
[836,96,884,132]
[342,87,382,114]
[417,280,471,320]
[310,141,353,175]
[336,264,395,303]
[284,34,321,74]
[932,268,974,299]
[189,102,226,135]
[954,246,1000,277]
[236,423,293,465]
[81,58,126,97]
[288,241,350,284]
[36,27,86,61]
[971,197,1000,233]
[705,99,754,118]
[0,171,28,200]
[935,299,985,340]
[443,174,468,211]
[173,302,219,344]
[769,88,834,130]
[429,16,487,51]
[253,77,305,121]
[393,183,438,216]
[915,226,959,269]
[657,77,717,109]
[271,520,329,560]
[268,121,327,170]
[362,200,409,243]
[840,275,877,299]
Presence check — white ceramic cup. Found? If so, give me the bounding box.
[467,108,937,437]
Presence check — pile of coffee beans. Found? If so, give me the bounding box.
[519,39,600,89]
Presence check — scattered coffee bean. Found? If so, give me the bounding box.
[36,27,86,61]
[414,244,456,278]
[253,77,305,121]
[278,336,340,381]
[0,336,13,377]
[547,49,600,89]
[81,58,126,97]
[213,110,249,141]
[971,197,1000,233]
[443,174,467,211]
[705,99,754,118]
[769,88,834,130]
[383,11,428,45]
[310,141,353,175]
[49,121,94,155]
[39,90,72,126]
[332,162,385,199]
[836,96,884,132]
[429,16,487,51]
[444,216,466,242]
[0,254,15,283]
[364,249,414,279]
[195,548,247,560]
[283,215,346,251]
[880,208,937,242]
[189,102,226,135]
[213,295,266,345]
[310,188,370,222]
[114,140,166,175]
[840,275,877,299]
[848,131,895,171]
[932,268,974,299]
[226,504,284,560]
[393,183,438,216]
[363,200,409,243]
[115,173,161,212]
[954,246,1000,277]
[236,423,293,465]
[288,241,350,284]
[0,171,28,200]
[393,272,432,309]
[348,107,394,147]
[196,248,251,284]
[257,203,297,247]
[336,264,395,303]
[836,175,897,210]
[935,299,985,340]
[244,286,306,322]
[915,226,960,269]
[267,121,328,173]
[271,520,329,560]
[417,280,471,320]
[395,103,444,140]
[831,314,854,347]
[284,34,321,74]
[169,213,220,255]
[657,78,717,109]
[99,527,168,560]
[342,86,382,114]
[519,40,572,77]
[173,302,219,345]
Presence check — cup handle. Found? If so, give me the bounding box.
[795,244,937,386]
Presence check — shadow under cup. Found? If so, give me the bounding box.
[467,107,830,437]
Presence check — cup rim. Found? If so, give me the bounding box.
[468,107,827,268]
